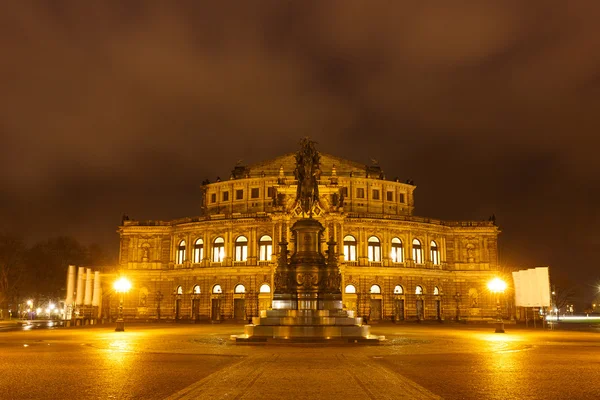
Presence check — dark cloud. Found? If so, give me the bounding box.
[1,2,599,302]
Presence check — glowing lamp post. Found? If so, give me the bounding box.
[488,277,507,333]
[114,277,132,332]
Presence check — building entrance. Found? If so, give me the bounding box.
[175,299,181,320]
[394,299,405,321]
[370,299,382,321]
[234,298,245,320]
[192,298,200,321]
[211,298,221,321]
[416,299,424,320]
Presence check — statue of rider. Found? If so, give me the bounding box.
[294,138,321,216]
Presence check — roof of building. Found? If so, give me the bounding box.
[245,152,372,178]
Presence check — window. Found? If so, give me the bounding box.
[235,236,248,261]
[176,285,183,295]
[193,239,204,263]
[399,193,405,203]
[193,285,201,294]
[343,235,357,262]
[415,285,423,295]
[251,188,260,198]
[433,286,440,296]
[259,235,273,261]
[234,284,246,294]
[222,191,229,201]
[394,285,404,295]
[391,237,403,263]
[345,284,356,294]
[356,188,365,198]
[430,240,440,265]
[259,284,271,293]
[267,187,275,198]
[367,236,381,262]
[340,187,348,197]
[372,189,380,200]
[212,284,222,294]
[211,193,217,203]
[412,238,423,264]
[235,189,243,200]
[370,284,381,294]
[212,237,225,262]
[386,191,394,201]
[177,240,186,264]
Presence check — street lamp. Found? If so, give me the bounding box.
[113,277,132,332]
[488,277,507,333]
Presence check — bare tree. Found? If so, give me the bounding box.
[0,234,25,317]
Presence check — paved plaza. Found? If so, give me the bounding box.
[1,323,599,399]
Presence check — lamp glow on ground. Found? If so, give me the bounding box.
[114,277,132,332]
[488,277,507,333]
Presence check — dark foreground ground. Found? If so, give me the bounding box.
[0,322,599,400]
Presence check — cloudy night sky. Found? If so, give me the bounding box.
[1,2,599,301]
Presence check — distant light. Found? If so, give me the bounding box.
[487,278,507,293]
[36,308,42,314]
[27,300,33,306]
[49,303,55,310]
[45,308,50,314]
[546,315,600,322]
[114,277,132,293]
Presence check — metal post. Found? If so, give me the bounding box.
[115,292,125,332]
[495,293,505,333]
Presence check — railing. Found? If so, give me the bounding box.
[344,213,495,227]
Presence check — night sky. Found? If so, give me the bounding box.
[2,3,599,303]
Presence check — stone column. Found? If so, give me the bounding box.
[84,268,93,306]
[65,265,76,306]
[75,267,85,306]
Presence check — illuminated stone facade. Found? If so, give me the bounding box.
[107,151,500,323]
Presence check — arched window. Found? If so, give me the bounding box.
[394,285,404,295]
[176,285,183,295]
[433,286,440,296]
[259,284,271,293]
[430,240,440,265]
[212,284,222,294]
[259,235,272,261]
[193,285,201,294]
[345,284,357,294]
[415,285,423,295]
[212,237,225,262]
[412,238,423,264]
[391,238,404,263]
[177,240,186,264]
[367,236,381,262]
[370,284,381,294]
[234,236,248,262]
[234,284,246,294]
[193,239,204,263]
[343,235,357,262]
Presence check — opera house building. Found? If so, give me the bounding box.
[105,146,500,323]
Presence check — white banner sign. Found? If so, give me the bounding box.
[512,267,551,307]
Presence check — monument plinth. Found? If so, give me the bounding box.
[233,139,383,343]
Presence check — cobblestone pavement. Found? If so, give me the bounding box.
[1,323,599,399]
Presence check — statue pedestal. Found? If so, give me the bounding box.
[233,309,382,343]
[232,217,383,344]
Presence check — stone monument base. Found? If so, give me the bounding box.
[232,309,384,344]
